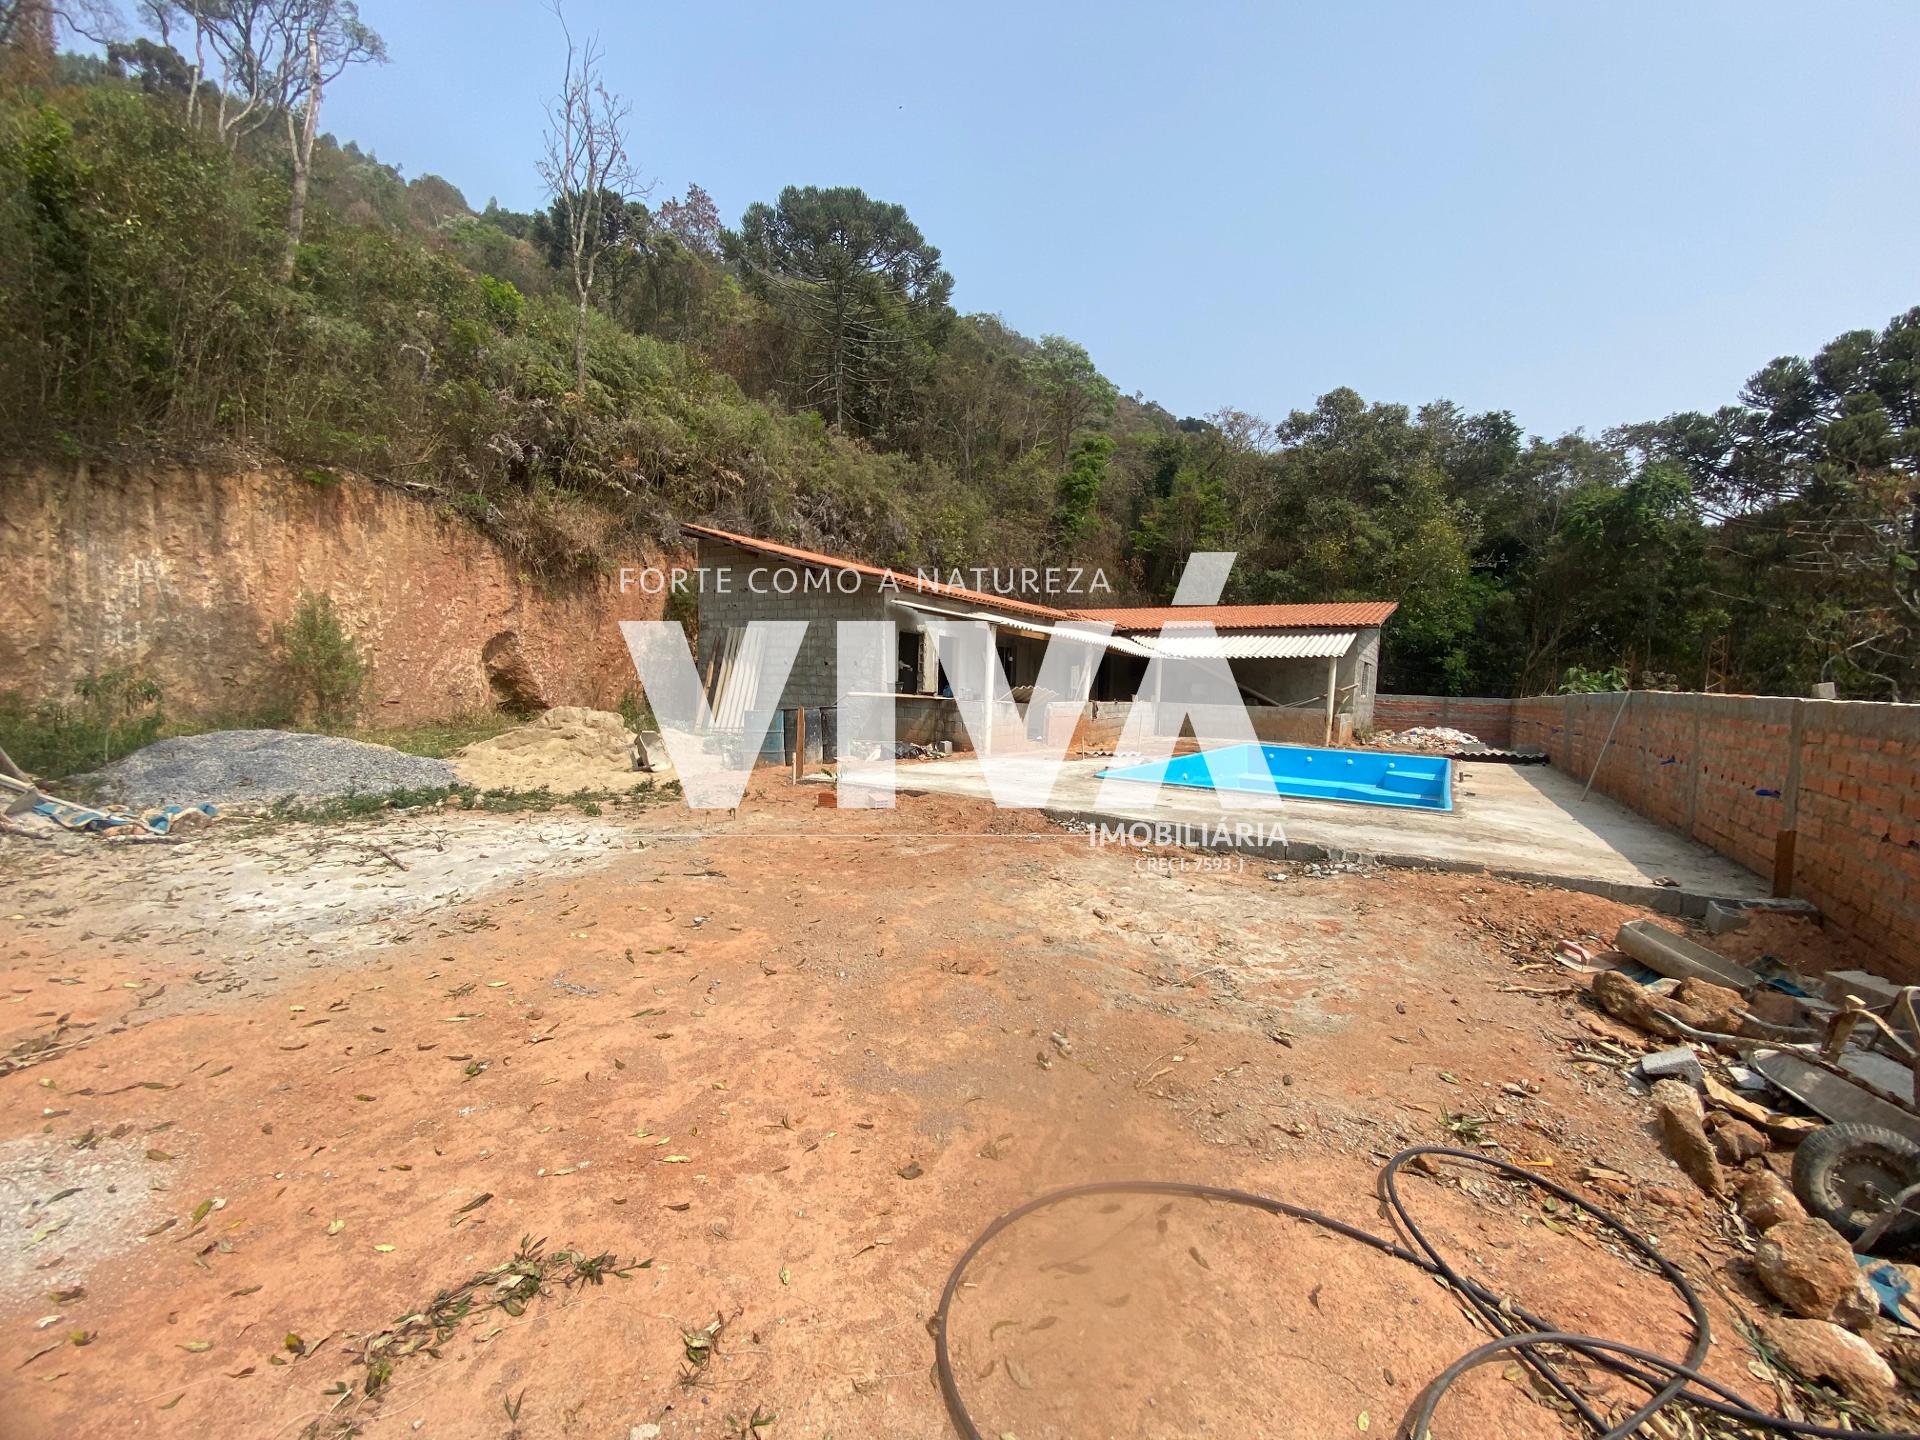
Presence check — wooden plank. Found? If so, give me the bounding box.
[1772,828,1798,898]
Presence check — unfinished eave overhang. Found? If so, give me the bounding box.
[1143,628,1357,660]
[888,594,1158,657]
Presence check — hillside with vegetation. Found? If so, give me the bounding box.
[2,3,1917,700]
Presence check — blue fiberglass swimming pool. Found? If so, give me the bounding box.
[1096,742,1453,811]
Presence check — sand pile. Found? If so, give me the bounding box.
[452,707,656,792]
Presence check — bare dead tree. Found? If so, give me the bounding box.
[277,0,383,280]
[196,0,298,147]
[138,0,210,128]
[163,0,379,275]
[2,0,120,67]
[537,2,641,395]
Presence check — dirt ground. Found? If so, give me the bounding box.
[0,775,1884,1438]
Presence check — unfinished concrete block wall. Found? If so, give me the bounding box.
[1371,694,1515,746]
[1247,707,1353,747]
[1350,629,1382,732]
[1511,692,1920,981]
[1068,701,1133,752]
[694,539,891,711]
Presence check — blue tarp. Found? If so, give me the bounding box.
[33,798,218,836]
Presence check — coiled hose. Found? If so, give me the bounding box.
[931,1146,1920,1439]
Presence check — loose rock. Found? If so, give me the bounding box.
[1760,1317,1897,1406]
[1708,1114,1768,1165]
[1591,969,1709,1039]
[1673,977,1746,1034]
[1649,1077,1703,1119]
[1755,1218,1873,1325]
[1882,1331,1920,1390]
[1654,1088,1724,1196]
[1738,1169,1807,1232]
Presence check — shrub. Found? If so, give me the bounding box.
[277,593,368,725]
[1556,664,1631,695]
[0,667,165,779]
[616,687,652,734]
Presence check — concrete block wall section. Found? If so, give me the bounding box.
[1796,702,1920,961]
[1064,702,1348,753]
[1510,691,1920,982]
[695,540,894,711]
[1370,694,1515,746]
[1248,708,1354,747]
[1070,702,1133,752]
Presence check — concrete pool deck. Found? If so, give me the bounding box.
[890,753,1778,915]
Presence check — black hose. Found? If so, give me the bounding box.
[930,1146,1920,1440]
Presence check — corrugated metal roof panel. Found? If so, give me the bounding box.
[1143,629,1357,660]
[1078,602,1397,631]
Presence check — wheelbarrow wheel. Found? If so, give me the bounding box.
[1791,1121,1920,1241]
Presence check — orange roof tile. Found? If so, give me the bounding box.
[1077,602,1398,632]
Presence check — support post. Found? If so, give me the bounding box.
[979,627,995,758]
[1684,696,1703,839]
[1148,654,1164,745]
[1323,655,1338,746]
[791,706,806,783]
[1582,690,1632,801]
[1774,699,1806,898]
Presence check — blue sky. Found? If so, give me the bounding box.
[313,1,1920,439]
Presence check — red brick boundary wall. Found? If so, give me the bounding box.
[1509,693,1920,982]
[1371,694,1514,746]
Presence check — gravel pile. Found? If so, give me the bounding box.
[77,730,456,808]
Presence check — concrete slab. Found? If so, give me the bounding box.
[1616,918,1760,989]
[890,754,1775,914]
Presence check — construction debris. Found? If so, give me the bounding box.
[1367,726,1479,752]
[3,791,219,840]
[1752,1050,1920,1146]
[1637,1045,1705,1088]
[1704,900,1750,935]
[1574,907,1920,1310]
[1615,918,1760,990]
[866,741,943,761]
